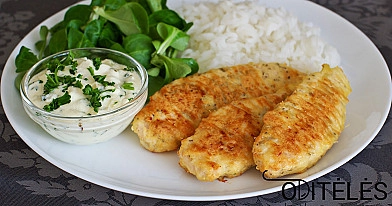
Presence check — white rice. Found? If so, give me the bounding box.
[176,1,340,73]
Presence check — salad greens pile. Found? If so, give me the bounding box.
[15,0,199,97]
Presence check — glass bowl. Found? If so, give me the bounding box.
[20,48,148,145]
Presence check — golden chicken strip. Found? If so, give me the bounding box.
[178,86,299,181]
[253,64,352,178]
[132,62,305,152]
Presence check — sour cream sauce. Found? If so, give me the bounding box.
[27,57,142,116]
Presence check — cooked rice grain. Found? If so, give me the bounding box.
[176,1,340,73]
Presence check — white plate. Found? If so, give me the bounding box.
[1,0,391,201]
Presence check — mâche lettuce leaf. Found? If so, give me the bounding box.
[14,0,198,98]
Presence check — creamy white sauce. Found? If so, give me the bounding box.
[28,57,142,117]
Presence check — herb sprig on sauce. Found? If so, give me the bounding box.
[43,52,138,113]
[82,84,104,113]
[42,53,81,112]
[42,54,122,113]
[43,92,71,112]
[43,53,81,94]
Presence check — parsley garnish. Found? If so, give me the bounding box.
[43,92,71,112]
[93,57,102,70]
[44,73,59,94]
[39,54,121,113]
[122,82,134,90]
[64,53,78,75]
[59,75,76,85]
[43,53,79,94]
[46,59,61,73]
[93,75,115,87]
[73,80,83,89]
[124,66,135,72]
[87,66,95,76]
[69,64,77,75]
[82,84,103,113]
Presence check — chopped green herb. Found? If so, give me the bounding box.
[59,75,77,85]
[65,54,78,74]
[102,95,111,100]
[44,73,59,94]
[87,66,95,76]
[73,80,83,88]
[43,92,71,112]
[42,53,80,94]
[93,57,102,70]
[122,82,134,90]
[46,59,61,73]
[124,66,135,72]
[93,75,105,82]
[82,84,102,112]
[69,64,77,75]
[82,84,94,95]
[62,52,76,65]
[93,75,115,86]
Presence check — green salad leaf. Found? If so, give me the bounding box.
[123,33,154,69]
[93,2,149,36]
[35,26,49,59]
[15,46,39,73]
[14,0,198,98]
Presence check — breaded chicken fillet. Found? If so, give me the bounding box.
[178,86,299,181]
[132,63,305,152]
[252,64,352,178]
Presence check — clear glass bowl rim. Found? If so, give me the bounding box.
[20,47,149,120]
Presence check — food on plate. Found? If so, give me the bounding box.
[132,62,305,152]
[176,1,340,73]
[20,48,148,145]
[26,53,142,116]
[15,0,196,97]
[252,64,351,178]
[178,86,300,181]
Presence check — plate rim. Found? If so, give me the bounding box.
[1,0,391,201]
